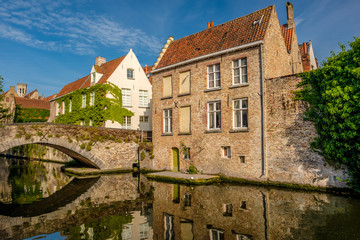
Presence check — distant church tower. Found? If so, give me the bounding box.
[17,83,27,97]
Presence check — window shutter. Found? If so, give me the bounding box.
[180,106,191,133]
[179,71,190,94]
[163,76,172,97]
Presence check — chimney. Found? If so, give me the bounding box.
[145,64,148,73]
[207,22,211,28]
[303,42,308,54]
[211,21,214,27]
[95,56,106,66]
[286,2,295,28]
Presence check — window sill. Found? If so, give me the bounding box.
[139,106,150,108]
[178,132,191,135]
[161,96,173,100]
[204,129,222,134]
[229,128,249,133]
[178,93,191,97]
[204,87,222,93]
[123,105,133,108]
[161,133,173,136]
[229,83,249,89]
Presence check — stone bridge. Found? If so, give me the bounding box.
[0,123,148,170]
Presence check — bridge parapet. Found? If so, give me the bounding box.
[0,123,145,170]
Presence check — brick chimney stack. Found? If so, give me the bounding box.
[95,56,106,66]
[286,2,295,28]
[207,21,214,28]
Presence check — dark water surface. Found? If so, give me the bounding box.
[0,157,360,240]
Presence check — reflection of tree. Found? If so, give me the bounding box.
[8,159,47,204]
[62,214,132,240]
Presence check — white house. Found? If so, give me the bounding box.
[49,49,152,131]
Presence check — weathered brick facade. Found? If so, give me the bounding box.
[150,4,347,188]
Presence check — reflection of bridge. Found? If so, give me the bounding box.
[0,123,142,169]
[0,174,153,240]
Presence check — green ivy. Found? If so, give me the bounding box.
[14,105,49,123]
[54,83,133,126]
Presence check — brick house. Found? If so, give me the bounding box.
[49,49,152,131]
[150,3,347,187]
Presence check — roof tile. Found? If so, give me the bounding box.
[14,97,50,110]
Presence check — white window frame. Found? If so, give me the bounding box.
[207,101,221,130]
[56,102,60,116]
[139,90,148,107]
[210,229,225,240]
[233,98,248,129]
[80,120,85,126]
[69,99,72,112]
[207,63,220,89]
[232,58,248,85]
[61,101,65,114]
[122,116,131,129]
[89,119,93,126]
[91,72,96,84]
[127,68,134,79]
[90,91,95,106]
[163,109,172,133]
[122,88,131,107]
[82,94,86,108]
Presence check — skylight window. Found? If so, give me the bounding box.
[253,15,264,25]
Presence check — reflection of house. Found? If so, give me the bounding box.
[49,49,152,131]
[122,211,154,240]
[151,3,304,176]
[1,83,51,123]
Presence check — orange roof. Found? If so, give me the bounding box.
[156,5,273,69]
[14,97,50,110]
[43,93,57,101]
[56,55,126,98]
[281,24,293,51]
[25,89,38,98]
[143,65,153,75]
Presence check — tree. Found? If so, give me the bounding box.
[0,75,10,122]
[296,37,360,190]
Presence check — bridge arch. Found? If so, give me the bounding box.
[0,138,105,169]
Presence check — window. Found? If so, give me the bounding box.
[163,76,172,97]
[210,229,224,240]
[139,90,148,107]
[208,101,221,130]
[179,71,191,94]
[184,193,191,207]
[236,234,253,240]
[222,146,231,158]
[223,204,233,217]
[61,101,65,114]
[89,119,93,126]
[140,116,149,123]
[122,88,131,107]
[91,72,96,84]
[240,201,247,210]
[69,99,72,112]
[6,97,9,102]
[80,120,85,126]
[239,156,245,163]
[233,58,248,85]
[90,91,95,106]
[163,109,172,133]
[56,102,60,116]
[208,63,220,88]
[183,147,190,160]
[82,94,86,108]
[233,99,248,128]
[122,225,132,240]
[179,106,191,133]
[122,116,131,129]
[127,68,134,79]
[164,214,174,240]
[140,222,149,240]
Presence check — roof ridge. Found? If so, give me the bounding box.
[171,5,273,43]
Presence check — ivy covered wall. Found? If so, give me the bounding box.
[14,106,49,123]
[54,83,133,126]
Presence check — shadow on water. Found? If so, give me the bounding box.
[0,177,99,217]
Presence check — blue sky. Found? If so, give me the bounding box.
[0,0,359,97]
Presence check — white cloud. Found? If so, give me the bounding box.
[0,0,162,55]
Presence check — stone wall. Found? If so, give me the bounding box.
[265,74,348,187]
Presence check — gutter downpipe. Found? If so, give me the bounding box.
[259,44,266,177]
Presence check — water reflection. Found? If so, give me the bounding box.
[0,157,360,240]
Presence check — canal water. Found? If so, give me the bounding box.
[0,157,360,240]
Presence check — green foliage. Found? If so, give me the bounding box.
[0,75,10,122]
[140,151,146,160]
[188,164,198,174]
[13,105,49,123]
[54,82,133,126]
[80,143,86,149]
[296,37,360,190]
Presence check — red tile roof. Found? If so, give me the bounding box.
[25,89,38,98]
[56,56,126,98]
[281,24,293,51]
[143,65,154,85]
[14,97,50,110]
[156,5,273,69]
[43,93,57,101]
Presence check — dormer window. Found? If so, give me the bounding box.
[127,69,134,79]
[91,72,96,84]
